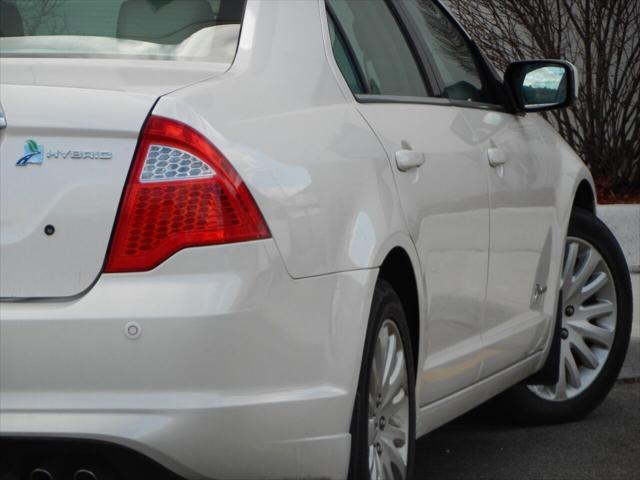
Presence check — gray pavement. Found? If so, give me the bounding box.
[599,204,639,273]
[620,274,640,380]
[416,382,640,480]
[416,274,639,480]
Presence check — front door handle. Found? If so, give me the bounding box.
[487,147,507,168]
[395,150,425,172]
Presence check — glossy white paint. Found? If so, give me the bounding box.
[153,0,407,280]
[356,102,490,406]
[0,0,597,478]
[0,84,153,297]
[0,240,373,479]
[0,57,230,95]
[465,108,557,381]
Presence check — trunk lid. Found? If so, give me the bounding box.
[0,60,226,298]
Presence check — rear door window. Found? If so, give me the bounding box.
[402,0,496,104]
[0,0,246,63]
[327,0,429,97]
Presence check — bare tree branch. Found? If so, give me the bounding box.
[448,0,640,193]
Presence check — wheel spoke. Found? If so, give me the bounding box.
[562,241,579,291]
[381,351,407,410]
[369,448,385,480]
[567,248,602,300]
[382,332,398,389]
[373,329,388,395]
[565,349,582,389]
[369,445,376,477]
[567,319,614,348]
[577,271,609,305]
[381,449,394,479]
[381,436,406,479]
[554,348,568,400]
[380,388,408,421]
[576,301,615,322]
[570,336,600,370]
[368,417,377,445]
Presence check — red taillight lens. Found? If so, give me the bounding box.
[104,116,270,273]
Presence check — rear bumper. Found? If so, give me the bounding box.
[0,240,377,479]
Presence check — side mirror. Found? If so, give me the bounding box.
[505,60,578,113]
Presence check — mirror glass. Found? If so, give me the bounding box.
[521,65,568,107]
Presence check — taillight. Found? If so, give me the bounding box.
[104,116,270,273]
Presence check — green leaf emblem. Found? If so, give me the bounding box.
[26,139,39,153]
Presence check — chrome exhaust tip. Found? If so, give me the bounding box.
[73,469,98,480]
[29,469,54,480]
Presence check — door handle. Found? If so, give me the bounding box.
[487,147,507,168]
[395,150,425,172]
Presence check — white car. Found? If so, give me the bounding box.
[0,1,633,479]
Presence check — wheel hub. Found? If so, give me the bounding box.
[378,416,386,430]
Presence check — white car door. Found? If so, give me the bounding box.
[327,0,491,405]
[397,0,558,379]
[463,106,558,377]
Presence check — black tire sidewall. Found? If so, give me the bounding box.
[506,208,633,424]
[350,280,416,479]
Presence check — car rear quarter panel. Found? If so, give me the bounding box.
[153,0,409,281]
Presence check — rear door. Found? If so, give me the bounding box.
[327,0,490,405]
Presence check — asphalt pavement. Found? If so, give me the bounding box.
[415,382,640,479]
[620,274,640,380]
[416,274,639,480]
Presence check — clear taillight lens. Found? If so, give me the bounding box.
[104,116,270,273]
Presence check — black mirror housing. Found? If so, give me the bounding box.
[505,60,578,113]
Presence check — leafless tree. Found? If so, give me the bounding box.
[17,0,66,36]
[447,0,640,194]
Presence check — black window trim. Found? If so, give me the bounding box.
[356,93,506,112]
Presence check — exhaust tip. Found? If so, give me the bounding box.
[74,469,98,480]
[30,469,54,480]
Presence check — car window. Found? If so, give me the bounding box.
[0,0,246,63]
[327,14,365,94]
[326,0,428,97]
[403,0,495,104]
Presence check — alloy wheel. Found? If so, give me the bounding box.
[368,319,410,480]
[529,237,617,401]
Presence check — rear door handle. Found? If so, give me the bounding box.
[395,150,425,172]
[487,147,507,168]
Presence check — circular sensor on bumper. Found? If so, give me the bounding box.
[124,321,142,340]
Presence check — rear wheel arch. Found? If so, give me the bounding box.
[377,247,420,373]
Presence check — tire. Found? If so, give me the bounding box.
[501,208,633,425]
[349,280,416,480]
